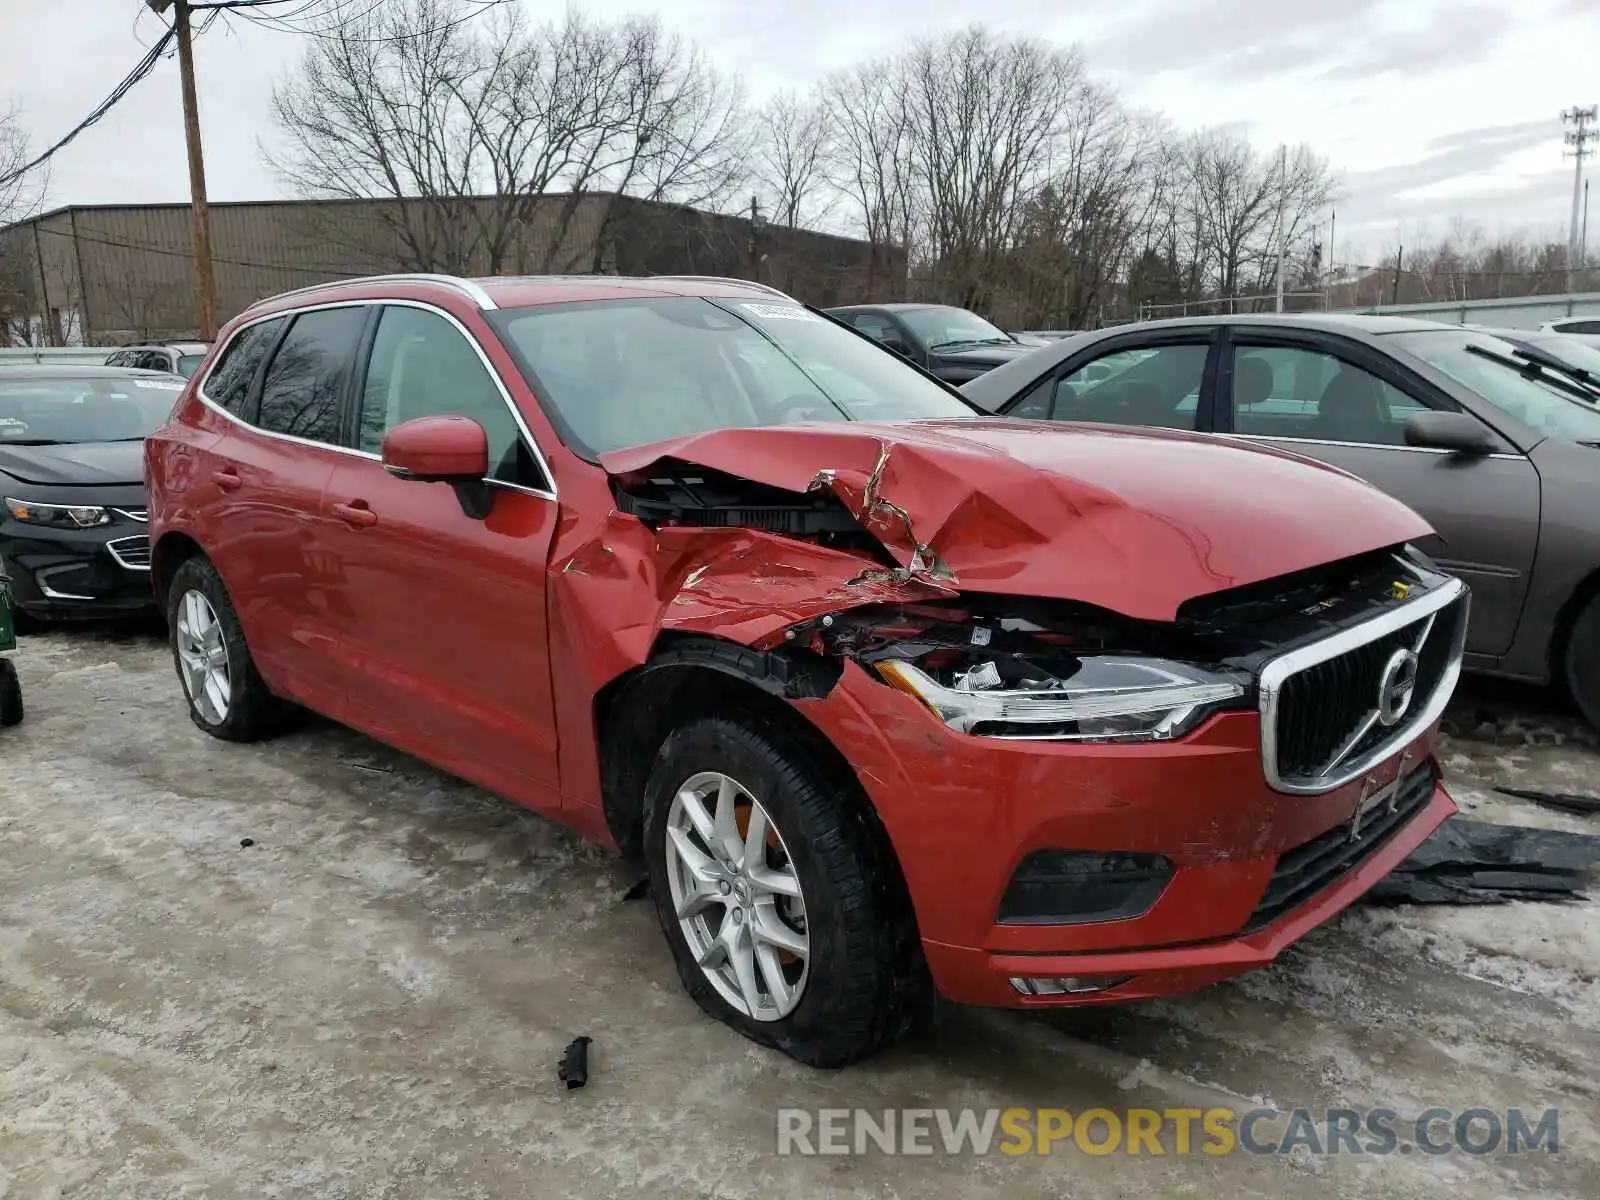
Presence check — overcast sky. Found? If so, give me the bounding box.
[3,0,1596,269]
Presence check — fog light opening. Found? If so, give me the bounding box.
[1009,975,1133,997]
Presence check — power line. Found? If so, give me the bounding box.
[0,28,176,189]
[33,219,364,277]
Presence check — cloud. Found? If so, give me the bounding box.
[1316,4,1506,80]
[1087,0,1388,79]
[1337,120,1562,203]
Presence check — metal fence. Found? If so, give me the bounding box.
[1336,291,1600,330]
[1138,291,1329,321]
[0,346,114,367]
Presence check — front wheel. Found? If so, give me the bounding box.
[643,714,925,1067]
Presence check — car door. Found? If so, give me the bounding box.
[196,305,369,708]
[320,302,562,802]
[1005,330,1219,431]
[1216,330,1539,657]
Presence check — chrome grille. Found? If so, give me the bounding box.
[1260,578,1468,794]
[106,535,151,570]
[114,507,149,523]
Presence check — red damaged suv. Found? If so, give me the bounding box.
[144,274,1467,1066]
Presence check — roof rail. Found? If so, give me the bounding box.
[247,273,497,312]
[649,274,794,300]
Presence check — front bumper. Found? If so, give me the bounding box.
[1,517,155,619]
[802,661,1454,1008]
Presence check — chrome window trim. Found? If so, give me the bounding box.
[1258,575,1469,795]
[1224,431,1524,460]
[196,297,557,501]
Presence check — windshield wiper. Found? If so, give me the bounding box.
[1464,342,1600,405]
[931,337,1011,350]
[1510,343,1600,394]
[0,438,64,446]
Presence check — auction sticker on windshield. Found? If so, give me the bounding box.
[742,303,819,321]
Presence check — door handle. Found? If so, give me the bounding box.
[333,500,378,528]
[213,469,242,492]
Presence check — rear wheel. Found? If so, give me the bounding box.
[167,556,296,741]
[643,714,925,1067]
[0,659,21,726]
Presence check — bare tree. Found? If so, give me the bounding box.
[266,0,749,276]
[824,61,916,297]
[1,104,50,345]
[750,88,834,229]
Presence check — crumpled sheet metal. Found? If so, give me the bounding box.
[1364,817,1600,906]
[598,418,1433,623]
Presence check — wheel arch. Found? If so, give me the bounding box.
[151,531,206,613]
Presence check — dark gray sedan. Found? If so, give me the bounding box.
[962,313,1600,725]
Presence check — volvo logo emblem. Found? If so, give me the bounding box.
[1376,648,1420,727]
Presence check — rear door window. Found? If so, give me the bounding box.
[1050,344,1208,430]
[204,317,287,419]
[256,307,367,445]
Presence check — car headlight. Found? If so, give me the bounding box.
[3,497,112,528]
[874,654,1247,741]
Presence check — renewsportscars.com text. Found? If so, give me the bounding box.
[775,1106,1559,1157]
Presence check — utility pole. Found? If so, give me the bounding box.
[1561,105,1596,294]
[1392,245,1403,306]
[148,0,217,340]
[1583,180,1590,275]
[747,194,765,283]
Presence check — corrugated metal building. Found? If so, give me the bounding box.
[0,194,902,345]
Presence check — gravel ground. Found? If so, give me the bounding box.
[1,625,1597,1199]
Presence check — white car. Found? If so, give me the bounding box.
[1539,317,1600,335]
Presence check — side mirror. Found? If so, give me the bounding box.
[1403,410,1498,457]
[1085,364,1111,382]
[382,415,494,519]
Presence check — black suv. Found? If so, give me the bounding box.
[824,303,1039,383]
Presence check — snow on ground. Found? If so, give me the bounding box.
[1,629,1597,1199]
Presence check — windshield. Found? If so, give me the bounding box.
[177,354,206,378]
[1386,330,1600,443]
[488,297,975,457]
[897,306,1012,350]
[0,375,184,444]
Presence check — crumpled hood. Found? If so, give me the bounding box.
[599,418,1433,622]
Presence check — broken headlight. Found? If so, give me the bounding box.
[874,654,1247,742]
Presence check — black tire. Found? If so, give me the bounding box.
[0,659,21,727]
[166,555,297,741]
[643,714,927,1068]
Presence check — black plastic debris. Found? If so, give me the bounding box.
[240,838,255,848]
[558,1036,593,1089]
[621,878,649,902]
[1365,818,1600,906]
[1494,786,1600,816]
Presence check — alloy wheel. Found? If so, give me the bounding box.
[663,770,810,1021]
[175,589,232,725]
